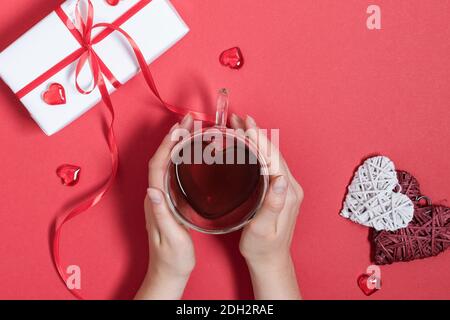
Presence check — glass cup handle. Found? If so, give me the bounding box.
[215,88,229,128]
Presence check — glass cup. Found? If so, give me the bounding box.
[164,89,269,234]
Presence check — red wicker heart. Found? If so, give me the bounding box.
[372,171,450,265]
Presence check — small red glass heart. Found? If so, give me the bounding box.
[106,0,120,6]
[357,273,380,296]
[219,47,244,70]
[43,83,66,105]
[56,164,81,186]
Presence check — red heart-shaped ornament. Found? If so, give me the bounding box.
[106,0,120,6]
[43,83,66,105]
[372,171,450,264]
[219,47,244,70]
[396,170,421,200]
[56,164,81,186]
[357,273,380,296]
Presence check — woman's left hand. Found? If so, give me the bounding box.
[135,114,196,300]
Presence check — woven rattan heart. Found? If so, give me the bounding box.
[373,171,450,265]
[341,156,414,231]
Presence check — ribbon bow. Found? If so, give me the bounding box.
[52,0,212,300]
[67,0,210,121]
[72,0,113,95]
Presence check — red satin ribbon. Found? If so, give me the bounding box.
[38,0,213,299]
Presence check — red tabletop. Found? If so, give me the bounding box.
[0,0,449,299]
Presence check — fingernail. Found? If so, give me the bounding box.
[169,122,179,133]
[273,176,287,194]
[230,113,238,125]
[246,115,256,127]
[147,188,162,204]
[181,113,192,126]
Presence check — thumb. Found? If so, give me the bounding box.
[251,176,288,234]
[147,187,184,242]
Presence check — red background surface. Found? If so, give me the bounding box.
[0,0,449,299]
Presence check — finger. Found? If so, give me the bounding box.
[244,115,304,207]
[148,113,193,188]
[278,186,301,238]
[150,113,193,169]
[244,116,289,178]
[249,176,288,234]
[147,187,187,244]
[144,195,160,244]
[230,113,246,130]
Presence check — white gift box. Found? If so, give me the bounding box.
[0,0,189,135]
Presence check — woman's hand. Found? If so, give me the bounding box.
[231,114,304,300]
[135,114,195,300]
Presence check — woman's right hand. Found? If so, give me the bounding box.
[231,114,303,300]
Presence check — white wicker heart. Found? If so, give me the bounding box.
[341,156,414,231]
